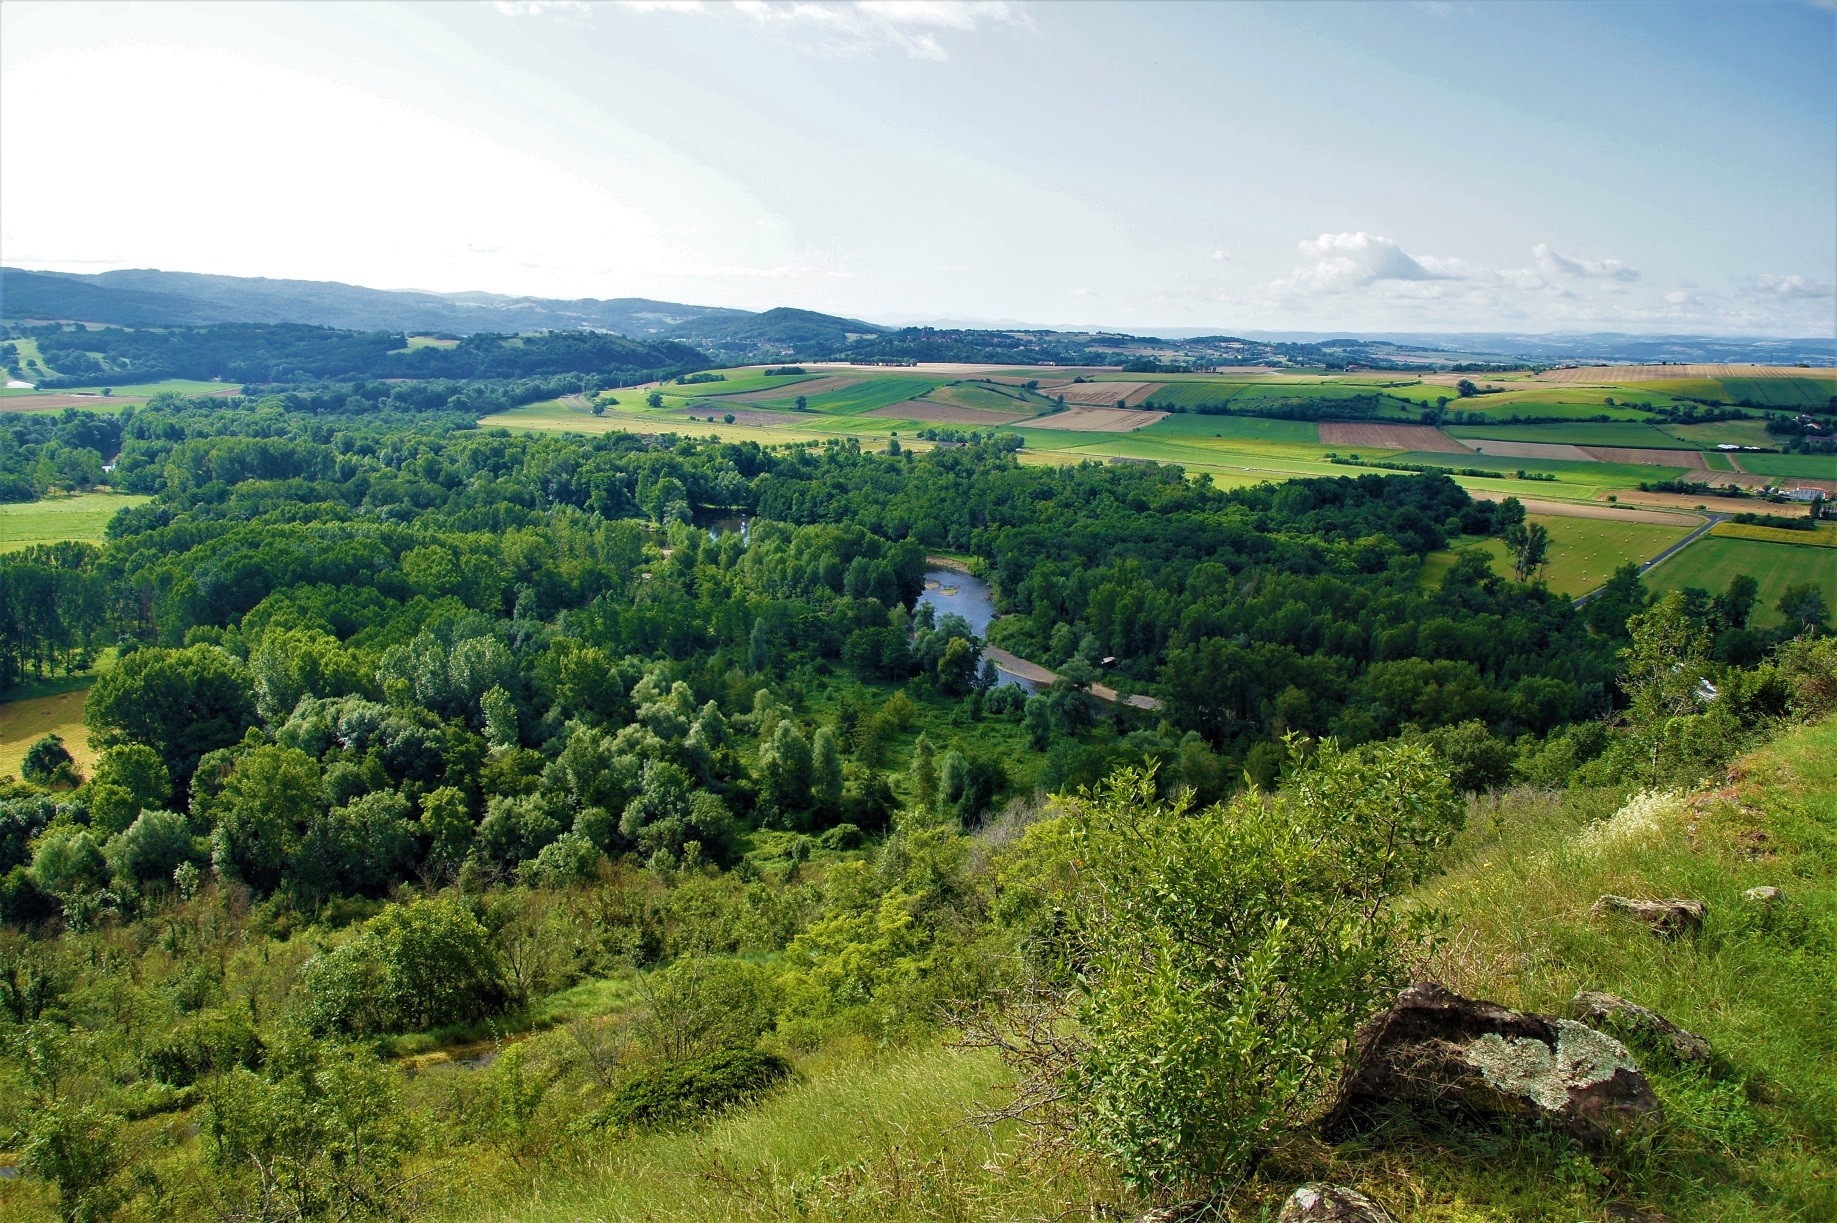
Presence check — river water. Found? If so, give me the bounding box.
[917,568,1036,692]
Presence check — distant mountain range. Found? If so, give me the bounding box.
[4,266,1831,368]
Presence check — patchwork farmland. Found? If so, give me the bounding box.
[483,360,1835,598]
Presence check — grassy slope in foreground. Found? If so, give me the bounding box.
[436,716,1837,1222]
[1646,535,1837,627]
[0,492,150,553]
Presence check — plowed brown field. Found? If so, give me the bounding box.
[1038,381,1158,406]
[1027,407,1166,432]
[1317,422,1468,452]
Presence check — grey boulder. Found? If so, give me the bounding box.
[1333,982,1662,1148]
[1568,990,1712,1066]
[1279,1183,1397,1223]
[1592,895,1706,938]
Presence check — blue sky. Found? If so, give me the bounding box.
[3,0,1833,334]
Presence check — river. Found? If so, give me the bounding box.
[916,567,1036,692]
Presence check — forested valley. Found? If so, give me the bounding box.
[2,392,1833,1222]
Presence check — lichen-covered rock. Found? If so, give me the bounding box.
[1592,894,1706,938]
[1568,991,1712,1065]
[1332,982,1662,1147]
[1278,1183,1397,1223]
[1743,885,1782,905]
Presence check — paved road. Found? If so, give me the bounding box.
[1572,513,1726,607]
[983,645,1163,711]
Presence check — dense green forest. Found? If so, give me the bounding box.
[3,323,709,388]
[2,393,1833,1221]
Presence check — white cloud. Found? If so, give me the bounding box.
[1209,249,1228,262]
[613,0,1030,59]
[1751,273,1834,300]
[492,1,593,14]
[1271,231,1457,294]
[1533,242,1639,281]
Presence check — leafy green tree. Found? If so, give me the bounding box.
[481,684,519,749]
[85,644,255,780]
[1501,520,1551,583]
[21,734,76,787]
[87,744,171,832]
[301,898,506,1035]
[103,808,193,885]
[208,743,325,893]
[811,727,844,821]
[909,733,937,811]
[1776,583,1830,634]
[646,391,663,408]
[758,721,813,825]
[30,828,106,896]
[420,785,474,877]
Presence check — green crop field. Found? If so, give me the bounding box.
[1717,377,1837,408]
[1447,421,1697,448]
[675,370,821,396]
[1419,513,1699,598]
[1646,536,1837,626]
[1732,452,1837,479]
[1,378,235,407]
[1140,381,1255,409]
[1658,419,1780,449]
[1142,414,1321,443]
[0,492,150,552]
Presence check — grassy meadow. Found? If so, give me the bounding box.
[1645,536,1837,626]
[0,491,149,552]
[0,679,96,780]
[1419,513,1701,598]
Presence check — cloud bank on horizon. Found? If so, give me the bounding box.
[1,0,1832,336]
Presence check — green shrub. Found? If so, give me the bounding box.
[592,1046,793,1132]
[140,1006,265,1086]
[985,739,1461,1196]
[300,897,506,1036]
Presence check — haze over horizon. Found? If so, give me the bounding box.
[4,0,1834,338]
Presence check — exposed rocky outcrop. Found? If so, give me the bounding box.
[1332,982,1662,1147]
[1567,991,1713,1066]
[1592,895,1706,938]
[1278,1183,1397,1223]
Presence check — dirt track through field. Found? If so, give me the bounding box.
[1027,406,1167,432]
[1318,422,1468,453]
[866,401,1028,425]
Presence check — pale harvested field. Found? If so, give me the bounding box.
[1611,488,1769,512]
[865,401,1029,425]
[1536,364,1836,383]
[1027,406,1167,432]
[1458,438,1592,461]
[1037,381,1157,406]
[1579,445,1709,469]
[1318,422,1468,453]
[1511,498,1702,525]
